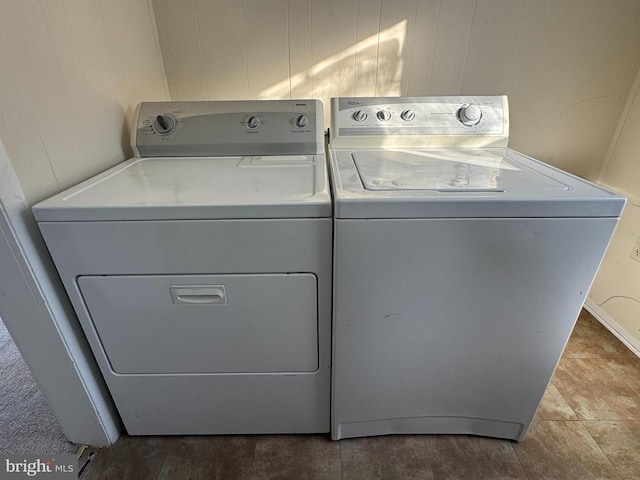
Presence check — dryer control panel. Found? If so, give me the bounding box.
[330,96,509,149]
[132,100,324,157]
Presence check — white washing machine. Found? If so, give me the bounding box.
[328,96,625,441]
[33,100,331,435]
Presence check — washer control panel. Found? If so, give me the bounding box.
[132,100,324,157]
[330,96,509,148]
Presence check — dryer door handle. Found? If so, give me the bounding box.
[170,285,228,305]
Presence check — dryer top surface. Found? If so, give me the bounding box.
[33,155,331,221]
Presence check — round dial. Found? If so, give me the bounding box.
[152,114,176,134]
[457,104,482,126]
[352,110,367,122]
[400,109,416,122]
[246,115,261,129]
[294,114,308,128]
[376,110,391,121]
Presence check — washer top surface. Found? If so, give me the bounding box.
[34,154,331,221]
[352,149,568,192]
[329,147,625,219]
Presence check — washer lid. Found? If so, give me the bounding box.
[353,150,569,192]
[330,148,626,219]
[33,155,331,221]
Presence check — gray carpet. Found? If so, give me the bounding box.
[0,318,77,455]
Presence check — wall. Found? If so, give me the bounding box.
[0,0,169,205]
[0,0,169,444]
[587,68,640,353]
[152,0,640,180]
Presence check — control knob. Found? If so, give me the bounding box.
[376,110,391,121]
[352,110,367,122]
[294,114,308,128]
[246,115,261,129]
[152,114,176,134]
[457,104,482,126]
[400,110,416,122]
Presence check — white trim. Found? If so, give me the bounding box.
[584,298,640,358]
[0,139,120,445]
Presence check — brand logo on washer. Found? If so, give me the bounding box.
[346,101,360,105]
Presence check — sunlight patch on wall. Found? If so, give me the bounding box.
[259,20,408,110]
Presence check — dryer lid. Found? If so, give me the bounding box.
[352,149,569,192]
[33,155,331,221]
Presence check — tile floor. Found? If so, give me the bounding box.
[79,310,640,480]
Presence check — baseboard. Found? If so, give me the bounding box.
[584,298,640,358]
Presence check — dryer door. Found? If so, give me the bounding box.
[78,273,318,374]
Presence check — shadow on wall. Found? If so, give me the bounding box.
[259,21,408,112]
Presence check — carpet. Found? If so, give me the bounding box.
[0,318,77,455]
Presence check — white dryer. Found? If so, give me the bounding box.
[328,96,625,441]
[33,100,331,435]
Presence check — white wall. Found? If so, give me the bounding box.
[588,68,640,353]
[0,0,169,445]
[0,0,169,204]
[152,0,640,180]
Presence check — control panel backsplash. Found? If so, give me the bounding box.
[330,96,509,149]
[132,100,324,157]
